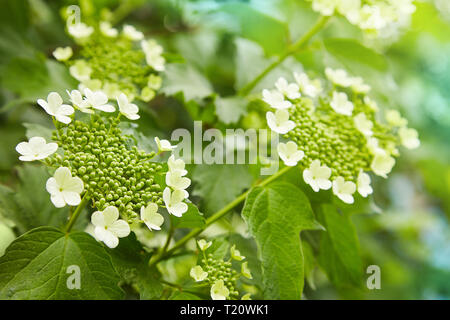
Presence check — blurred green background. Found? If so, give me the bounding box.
[0,0,449,299]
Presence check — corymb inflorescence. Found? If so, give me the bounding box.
[53,16,164,102]
[15,89,191,248]
[263,68,420,204]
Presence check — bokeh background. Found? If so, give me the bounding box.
[0,0,449,299]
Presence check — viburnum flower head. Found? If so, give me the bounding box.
[163,187,188,217]
[277,141,305,166]
[117,93,140,120]
[37,92,74,124]
[266,109,296,134]
[155,137,176,152]
[123,24,144,41]
[330,91,354,116]
[357,170,373,197]
[84,88,115,112]
[52,47,72,61]
[46,167,84,208]
[274,77,301,100]
[190,266,208,282]
[197,239,212,251]
[262,89,292,109]
[332,176,357,204]
[16,137,58,162]
[293,72,323,98]
[168,155,188,176]
[303,160,332,192]
[140,203,164,231]
[91,206,131,248]
[210,280,230,300]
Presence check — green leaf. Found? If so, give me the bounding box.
[0,227,123,299]
[192,164,253,215]
[161,63,213,102]
[241,181,322,299]
[107,232,163,300]
[317,204,363,288]
[324,38,388,71]
[169,291,202,300]
[215,96,247,124]
[24,122,54,142]
[171,203,205,229]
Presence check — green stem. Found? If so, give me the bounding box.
[65,193,90,233]
[149,166,293,267]
[237,15,331,97]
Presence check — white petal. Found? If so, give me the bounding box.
[62,191,81,206]
[109,220,130,238]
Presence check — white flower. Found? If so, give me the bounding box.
[241,262,252,279]
[266,109,296,134]
[293,72,322,98]
[399,127,420,149]
[274,77,301,100]
[16,137,58,161]
[230,245,245,261]
[332,176,357,204]
[79,79,102,92]
[123,25,144,41]
[357,171,373,197]
[117,93,139,120]
[262,89,292,109]
[52,47,72,61]
[303,160,332,192]
[100,21,118,37]
[68,22,94,39]
[210,280,230,300]
[141,40,165,71]
[385,110,407,127]
[46,167,84,208]
[358,5,387,31]
[197,239,212,251]
[325,68,353,87]
[166,171,191,190]
[155,137,176,152]
[190,266,208,282]
[69,60,92,82]
[350,77,371,93]
[37,92,74,124]
[366,137,386,156]
[67,89,93,114]
[168,155,187,176]
[330,91,354,116]
[140,203,164,231]
[354,112,373,136]
[371,153,395,178]
[277,141,304,166]
[364,96,379,112]
[91,206,130,248]
[163,187,188,217]
[84,88,115,112]
[311,0,337,16]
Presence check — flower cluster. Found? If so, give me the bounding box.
[53,19,165,102]
[190,240,252,300]
[307,0,416,38]
[16,89,190,248]
[263,68,419,204]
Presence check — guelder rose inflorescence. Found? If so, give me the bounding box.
[54,18,165,102]
[263,69,419,204]
[16,90,190,248]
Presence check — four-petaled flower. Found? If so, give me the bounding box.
[140,203,164,231]
[241,262,252,279]
[332,176,357,204]
[190,266,208,282]
[354,112,373,136]
[230,245,245,261]
[84,88,115,112]
[141,40,165,72]
[210,280,230,300]
[37,92,74,124]
[266,109,296,134]
[67,89,93,114]
[168,155,188,176]
[303,160,332,192]
[197,239,212,251]
[123,25,144,41]
[16,136,58,162]
[277,141,304,166]
[52,47,72,61]
[274,77,301,100]
[262,89,292,109]
[325,68,353,87]
[399,127,420,149]
[163,187,188,217]
[91,206,131,248]
[69,60,92,82]
[155,137,176,152]
[46,167,84,208]
[166,171,191,191]
[100,21,118,38]
[68,22,93,39]
[117,93,139,120]
[371,153,395,178]
[294,72,322,98]
[330,91,354,116]
[385,109,407,127]
[357,171,373,198]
